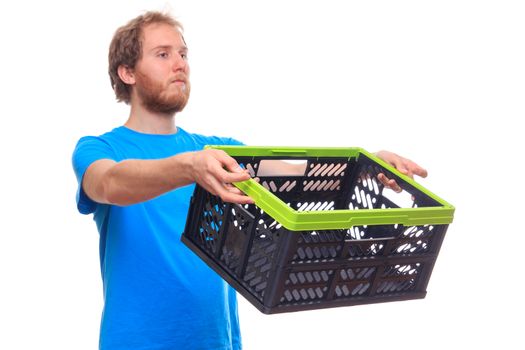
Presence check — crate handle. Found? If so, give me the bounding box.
[270,149,308,155]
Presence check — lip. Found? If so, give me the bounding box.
[171,75,187,84]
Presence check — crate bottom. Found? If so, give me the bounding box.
[268,291,427,314]
[182,235,428,315]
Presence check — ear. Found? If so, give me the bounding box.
[117,64,136,85]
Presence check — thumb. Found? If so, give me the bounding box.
[223,158,244,174]
[216,152,250,181]
[213,150,242,173]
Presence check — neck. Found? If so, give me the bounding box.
[124,102,177,135]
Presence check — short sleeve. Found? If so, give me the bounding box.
[72,136,117,215]
[196,134,245,147]
[225,138,244,146]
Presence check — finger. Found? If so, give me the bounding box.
[392,158,416,179]
[402,159,427,178]
[378,173,402,193]
[225,194,255,205]
[386,155,415,178]
[208,176,254,204]
[376,151,427,179]
[218,188,254,204]
[225,184,245,196]
[207,150,250,182]
[214,150,246,174]
[377,173,391,187]
[400,167,413,179]
[389,179,402,193]
[210,162,251,183]
[392,158,409,176]
[221,169,251,183]
[384,176,402,192]
[411,165,428,178]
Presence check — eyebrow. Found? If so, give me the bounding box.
[150,45,188,53]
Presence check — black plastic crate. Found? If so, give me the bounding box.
[182,147,453,314]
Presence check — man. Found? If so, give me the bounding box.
[72,11,427,350]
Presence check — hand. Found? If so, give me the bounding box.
[189,149,254,204]
[374,150,428,193]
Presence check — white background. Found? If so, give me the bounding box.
[1,0,524,349]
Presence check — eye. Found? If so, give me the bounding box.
[180,52,188,60]
[157,51,169,58]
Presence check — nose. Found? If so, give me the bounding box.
[172,53,188,73]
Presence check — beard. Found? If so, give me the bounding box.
[134,70,191,115]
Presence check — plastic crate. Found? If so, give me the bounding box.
[182,146,454,314]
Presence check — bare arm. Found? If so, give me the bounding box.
[82,149,253,206]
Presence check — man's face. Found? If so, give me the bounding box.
[133,23,190,115]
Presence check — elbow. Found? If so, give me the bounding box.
[100,169,124,205]
[102,170,137,206]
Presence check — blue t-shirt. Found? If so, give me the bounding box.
[72,126,243,350]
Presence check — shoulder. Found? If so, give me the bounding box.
[72,127,127,165]
[73,126,134,154]
[179,127,244,147]
[75,127,123,147]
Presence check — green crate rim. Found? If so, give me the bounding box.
[206,146,455,231]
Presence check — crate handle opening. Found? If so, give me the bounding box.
[257,159,308,177]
